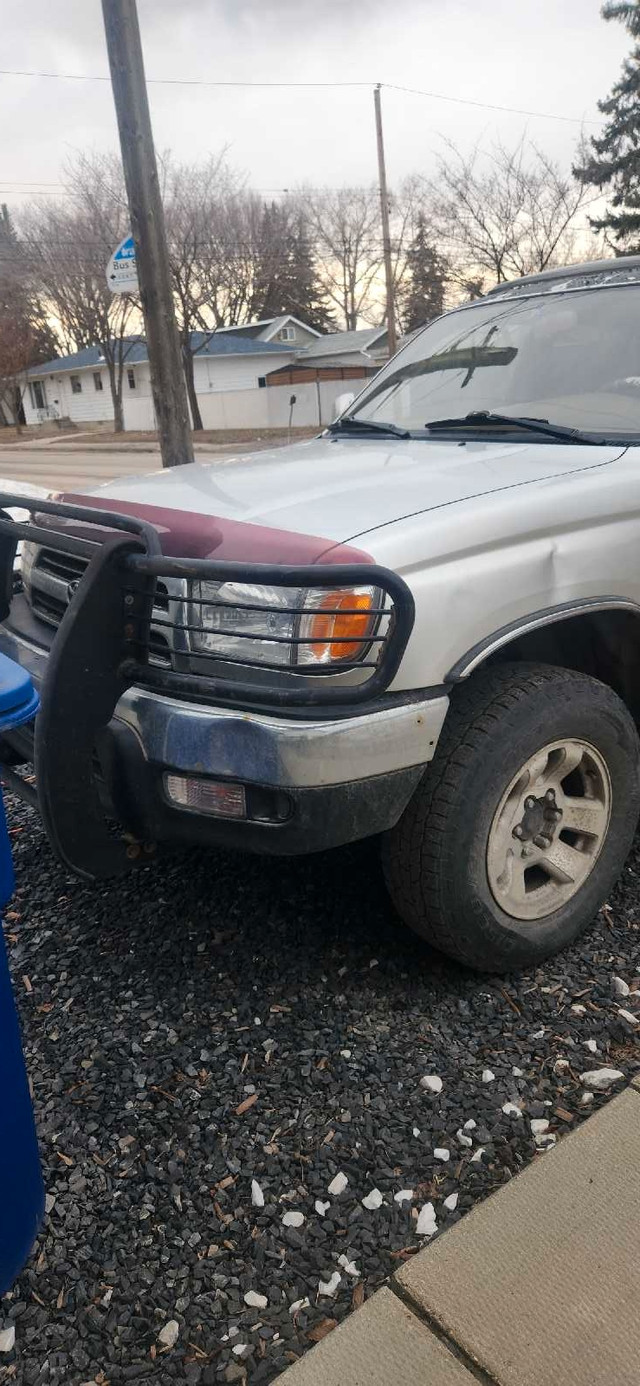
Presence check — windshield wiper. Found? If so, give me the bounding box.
[328,416,411,440]
[425,411,595,443]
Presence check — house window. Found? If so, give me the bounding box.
[258,376,266,388]
[127,368,136,390]
[277,325,296,341]
[29,380,46,410]
[70,375,82,395]
[93,372,103,392]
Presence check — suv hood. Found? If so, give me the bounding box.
[87,434,624,552]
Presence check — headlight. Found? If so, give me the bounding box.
[189,580,380,670]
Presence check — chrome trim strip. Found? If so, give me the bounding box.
[0,625,448,788]
[448,597,640,682]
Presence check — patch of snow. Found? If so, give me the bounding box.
[579,1067,625,1091]
[420,1075,443,1094]
[251,1179,264,1208]
[328,1172,348,1196]
[416,1202,438,1237]
[362,1188,384,1210]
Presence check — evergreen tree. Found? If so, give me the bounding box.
[575,2,640,250]
[398,215,448,333]
[254,203,335,331]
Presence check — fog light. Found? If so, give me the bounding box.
[165,774,247,819]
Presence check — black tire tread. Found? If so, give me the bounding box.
[383,663,637,969]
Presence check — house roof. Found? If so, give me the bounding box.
[214,315,321,341]
[28,333,291,378]
[301,327,387,360]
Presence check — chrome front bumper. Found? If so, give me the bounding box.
[0,626,448,791]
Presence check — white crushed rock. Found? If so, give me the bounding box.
[502,1103,522,1117]
[433,1148,450,1162]
[481,1069,495,1083]
[579,1067,625,1091]
[318,1271,341,1297]
[158,1321,179,1349]
[394,1189,414,1204]
[362,1188,384,1210]
[282,1211,305,1227]
[244,1290,268,1310]
[571,1004,587,1016]
[327,1172,348,1196]
[443,1192,459,1211]
[251,1179,265,1208]
[420,1075,443,1094]
[583,1039,598,1053]
[338,1254,359,1276]
[315,1200,330,1216]
[618,1008,639,1026]
[416,1202,438,1237]
[612,976,630,998]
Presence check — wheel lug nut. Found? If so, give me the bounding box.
[545,789,555,802]
[522,846,533,858]
[513,824,524,840]
[525,796,536,809]
[533,833,550,849]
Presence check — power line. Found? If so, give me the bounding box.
[0,68,605,126]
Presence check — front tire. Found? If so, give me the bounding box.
[383,663,640,971]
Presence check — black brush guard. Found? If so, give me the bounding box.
[0,493,415,881]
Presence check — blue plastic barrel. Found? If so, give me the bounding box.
[0,652,42,1295]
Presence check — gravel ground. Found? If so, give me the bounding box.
[1,794,640,1386]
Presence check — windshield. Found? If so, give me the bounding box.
[348,285,640,439]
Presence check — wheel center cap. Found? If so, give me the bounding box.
[512,790,562,848]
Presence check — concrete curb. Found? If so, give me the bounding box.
[277,1082,640,1385]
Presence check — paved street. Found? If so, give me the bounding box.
[0,444,232,494]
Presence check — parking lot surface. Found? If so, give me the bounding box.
[1,793,639,1384]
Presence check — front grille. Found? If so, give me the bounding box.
[28,546,175,666]
[36,548,88,583]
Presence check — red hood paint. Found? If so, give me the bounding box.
[59,493,374,566]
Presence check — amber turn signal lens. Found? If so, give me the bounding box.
[305,589,375,662]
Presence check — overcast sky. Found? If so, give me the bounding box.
[0,0,629,203]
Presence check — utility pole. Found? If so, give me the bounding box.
[101,0,194,468]
[373,83,397,358]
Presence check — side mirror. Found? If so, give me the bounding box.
[333,391,355,419]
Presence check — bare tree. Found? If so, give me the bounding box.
[426,139,592,294]
[0,205,58,430]
[161,151,239,429]
[21,153,138,432]
[305,186,383,328]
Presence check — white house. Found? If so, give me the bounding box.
[22,315,386,433]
